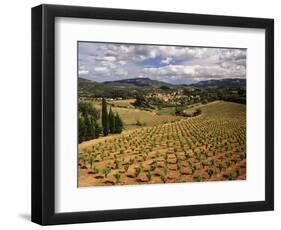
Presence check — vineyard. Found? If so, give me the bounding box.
[78,101,246,187]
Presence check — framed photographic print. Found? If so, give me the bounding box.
[31,4,274,225]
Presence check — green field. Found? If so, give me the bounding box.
[90,99,182,130]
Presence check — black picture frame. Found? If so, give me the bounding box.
[31,4,274,225]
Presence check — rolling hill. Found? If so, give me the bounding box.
[78,77,246,99]
[190,78,246,88]
[103,77,173,88]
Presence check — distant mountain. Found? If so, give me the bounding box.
[103,78,173,88]
[78,77,148,98]
[78,77,246,100]
[78,77,92,82]
[189,78,246,88]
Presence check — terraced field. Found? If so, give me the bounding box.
[78,101,246,187]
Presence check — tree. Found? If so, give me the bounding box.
[90,116,100,139]
[78,117,87,143]
[202,99,208,104]
[175,106,184,115]
[79,102,99,119]
[84,115,91,139]
[78,102,101,143]
[133,94,152,108]
[108,107,115,133]
[94,122,101,138]
[114,113,123,133]
[102,98,109,136]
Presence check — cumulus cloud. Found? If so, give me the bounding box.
[161,57,173,64]
[78,42,246,84]
[78,70,89,75]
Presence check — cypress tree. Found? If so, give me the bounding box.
[84,115,91,140]
[114,113,123,133]
[108,107,115,133]
[102,98,109,136]
[78,117,86,143]
[89,116,96,139]
[94,122,101,138]
[78,102,101,142]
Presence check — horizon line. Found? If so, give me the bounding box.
[78,76,246,86]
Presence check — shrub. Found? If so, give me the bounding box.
[156,151,161,158]
[87,156,94,169]
[134,166,142,177]
[204,151,209,158]
[146,170,152,181]
[226,159,232,167]
[240,153,246,160]
[175,106,184,116]
[160,174,167,183]
[163,165,168,175]
[164,153,169,161]
[129,157,135,165]
[201,160,208,168]
[113,171,121,183]
[177,163,182,171]
[124,163,129,173]
[195,152,201,161]
[224,173,234,180]
[191,165,197,174]
[218,163,225,172]
[207,167,214,178]
[102,167,111,178]
[197,175,204,182]
[175,153,182,163]
[92,165,99,174]
[114,159,120,169]
[150,161,157,171]
[236,167,241,176]
[184,151,190,160]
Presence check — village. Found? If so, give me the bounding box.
[81,89,202,107]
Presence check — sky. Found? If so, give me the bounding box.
[78,42,246,85]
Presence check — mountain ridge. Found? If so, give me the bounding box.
[189,78,246,88]
[79,77,246,88]
[103,77,174,88]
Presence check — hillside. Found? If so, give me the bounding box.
[78,77,142,98]
[190,78,246,88]
[78,101,246,187]
[80,77,246,90]
[78,77,246,102]
[104,77,173,88]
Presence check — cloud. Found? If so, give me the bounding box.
[78,42,246,84]
[93,67,108,73]
[79,69,89,75]
[161,57,173,64]
[95,56,116,62]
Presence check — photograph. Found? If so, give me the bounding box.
[30,3,274,225]
[77,42,247,187]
